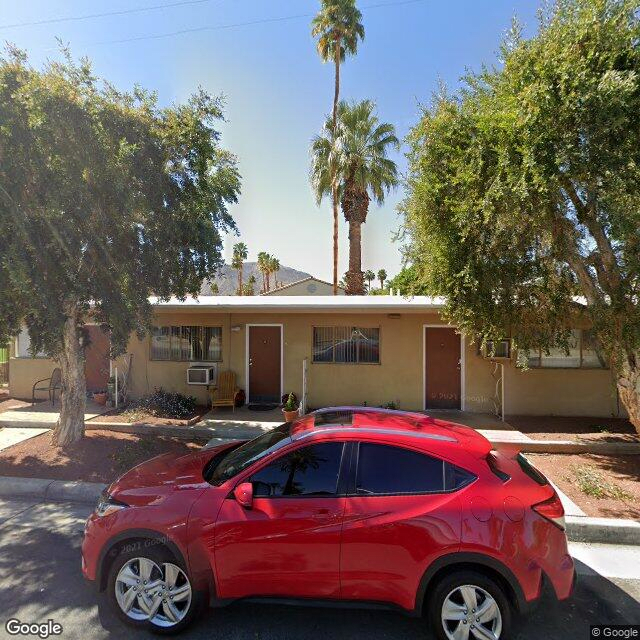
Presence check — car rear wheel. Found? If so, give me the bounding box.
[107,545,200,635]
[428,570,511,640]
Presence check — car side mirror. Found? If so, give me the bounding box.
[233,482,253,509]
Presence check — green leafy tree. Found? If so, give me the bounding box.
[364,269,375,291]
[311,0,364,295]
[312,101,399,295]
[232,242,248,295]
[388,266,428,296]
[0,48,241,444]
[210,282,220,295]
[401,0,640,431]
[377,269,388,291]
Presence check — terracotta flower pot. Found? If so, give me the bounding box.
[283,408,299,422]
[93,392,108,406]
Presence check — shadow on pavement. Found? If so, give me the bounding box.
[1,523,638,640]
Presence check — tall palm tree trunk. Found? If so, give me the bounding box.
[331,41,341,296]
[346,220,365,294]
[343,186,368,295]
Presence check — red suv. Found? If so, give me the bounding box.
[82,407,575,638]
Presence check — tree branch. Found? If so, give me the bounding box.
[549,204,602,307]
[560,176,623,296]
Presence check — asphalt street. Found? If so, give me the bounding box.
[0,498,638,640]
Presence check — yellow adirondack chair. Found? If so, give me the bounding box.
[209,370,239,411]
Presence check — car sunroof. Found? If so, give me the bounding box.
[314,410,354,427]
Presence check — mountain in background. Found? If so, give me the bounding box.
[200,262,312,295]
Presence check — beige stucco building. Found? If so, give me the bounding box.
[8,296,623,418]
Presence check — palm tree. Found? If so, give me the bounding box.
[243,274,256,296]
[311,0,364,296]
[377,268,387,290]
[232,242,248,295]
[257,251,270,293]
[334,100,399,295]
[364,269,375,291]
[269,255,281,289]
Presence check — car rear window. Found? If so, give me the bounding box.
[444,463,477,491]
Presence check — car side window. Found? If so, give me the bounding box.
[355,443,446,495]
[250,442,344,498]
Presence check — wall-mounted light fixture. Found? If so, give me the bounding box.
[231,325,242,332]
[387,313,401,319]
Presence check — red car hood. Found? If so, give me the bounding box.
[107,441,238,507]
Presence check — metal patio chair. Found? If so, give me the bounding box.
[32,367,62,406]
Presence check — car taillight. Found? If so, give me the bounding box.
[532,492,566,530]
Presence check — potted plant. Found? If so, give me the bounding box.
[93,389,108,406]
[282,392,299,422]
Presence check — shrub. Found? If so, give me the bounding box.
[129,388,197,419]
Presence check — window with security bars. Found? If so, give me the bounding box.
[313,327,380,364]
[151,326,222,361]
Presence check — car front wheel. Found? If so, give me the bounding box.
[106,545,200,634]
[428,569,511,640]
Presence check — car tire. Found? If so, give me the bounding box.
[428,569,512,640]
[106,543,202,635]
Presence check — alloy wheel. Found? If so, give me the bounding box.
[114,557,192,627]
[441,583,503,640]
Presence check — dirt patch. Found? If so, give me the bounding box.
[0,429,208,483]
[91,404,210,426]
[528,452,640,520]
[507,415,639,443]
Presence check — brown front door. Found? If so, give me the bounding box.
[424,327,461,410]
[248,326,281,404]
[85,325,110,392]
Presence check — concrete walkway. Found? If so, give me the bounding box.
[0,427,50,451]
[0,400,108,428]
[195,407,533,442]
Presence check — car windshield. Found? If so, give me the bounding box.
[206,423,292,486]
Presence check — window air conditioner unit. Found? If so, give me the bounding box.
[479,339,512,360]
[187,363,218,385]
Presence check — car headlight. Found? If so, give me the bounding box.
[95,492,128,517]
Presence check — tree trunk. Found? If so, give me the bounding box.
[616,351,640,434]
[345,220,365,295]
[331,42,341,296]
[342,185,368,296]
[53,306,86,446]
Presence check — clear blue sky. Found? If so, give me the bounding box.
[1,0,540,281]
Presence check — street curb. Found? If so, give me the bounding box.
[0,476,106,504]
[490,439,640,455]
[566,515,640,545]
